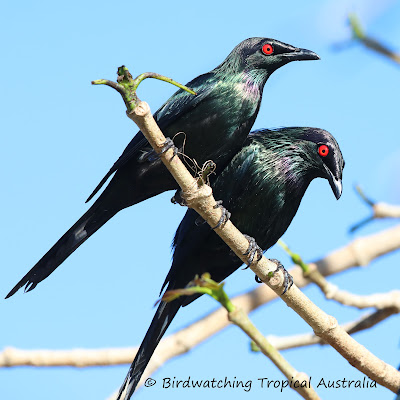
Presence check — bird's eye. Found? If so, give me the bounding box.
[262,44,274,55]
[318,144,329,157]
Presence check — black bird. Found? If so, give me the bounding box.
[7,38,319,298]
[117,127,344,399]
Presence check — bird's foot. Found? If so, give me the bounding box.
[160,137,178,159]
[171,190,186,206]
[212,200,231,229]
[243,235,263,267]
[145,138,178,162]
[266,259,293,295]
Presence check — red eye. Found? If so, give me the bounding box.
[262,44,274,55]
[318,144,329,157]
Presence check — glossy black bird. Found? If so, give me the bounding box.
[7,38,319,298]
[117,127,344,399]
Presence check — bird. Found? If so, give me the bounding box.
[6,38,319,298]
[117,127,344,399]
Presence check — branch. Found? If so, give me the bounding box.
[2,224,400,384]
[0,346,135,368]
[2,307,398,391]
[304,271,400,310]
[164,274,320,400]
[256,308,399,351]
[348,14,400,65]
[124,99,283,284]
[279,240,400,310]
[350,185,400,232]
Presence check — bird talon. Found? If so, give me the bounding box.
[160,137,178,159]
[255,275,262,283]
[212,200,231,229]
[171,190,186,206]
[269,259,293,295]
[142,138,178,163]
[243,234,263,266]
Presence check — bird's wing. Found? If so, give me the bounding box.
[211,142,257,210]
[153,72,215,131]
[85,73,216,203]
[85,132,147,202]
[159,208,206,294]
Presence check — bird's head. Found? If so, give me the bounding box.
[216,37,319,76]
[252,127,344,200]
[296,128,344,200]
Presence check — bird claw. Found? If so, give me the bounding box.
[143,138,178,162]
[243,234,263,267]
[269,259,294,295]
[171,190,186,206]
[160,137,178,159]
[172,198,229,228]
[212,200,231,230]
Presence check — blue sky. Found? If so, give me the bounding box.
[1,1,400,399]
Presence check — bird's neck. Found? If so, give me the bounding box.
[214,58,270,87]
[254,146,317,215]
[213,67,269,104]
[256,151,315,248]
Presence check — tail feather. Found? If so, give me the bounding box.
[5,204,117,298]
[117,298,182,400]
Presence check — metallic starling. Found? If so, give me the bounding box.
[117,127,344,399]
[7,38,319,298]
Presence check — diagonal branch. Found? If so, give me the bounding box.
[348,14,400,65]
[100,66,400,394]
[350,185,400,232]
[163,274,320,400]
[279,239,400,310]
[259,308,399,351]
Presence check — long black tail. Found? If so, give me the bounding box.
[117,298,183,400]
[5,202,118,298]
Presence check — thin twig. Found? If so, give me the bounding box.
[279,240,400,310]
[164,274,320,400]
[256,308,399,351]
[350,185,400,232]
[348,14,400,65]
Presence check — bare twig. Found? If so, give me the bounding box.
[0,346,134,368]
[350,185,400,232]
[166,274,320,400]
[257,308,399,351]
[348,14,400,65]
[304,267,400,310]
[279,239,400,310]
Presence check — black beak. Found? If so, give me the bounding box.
[325,166,342,200]
[330,177,342,200]
[284,48,320,61]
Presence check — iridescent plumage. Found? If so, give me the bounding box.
[118,127,344,399]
